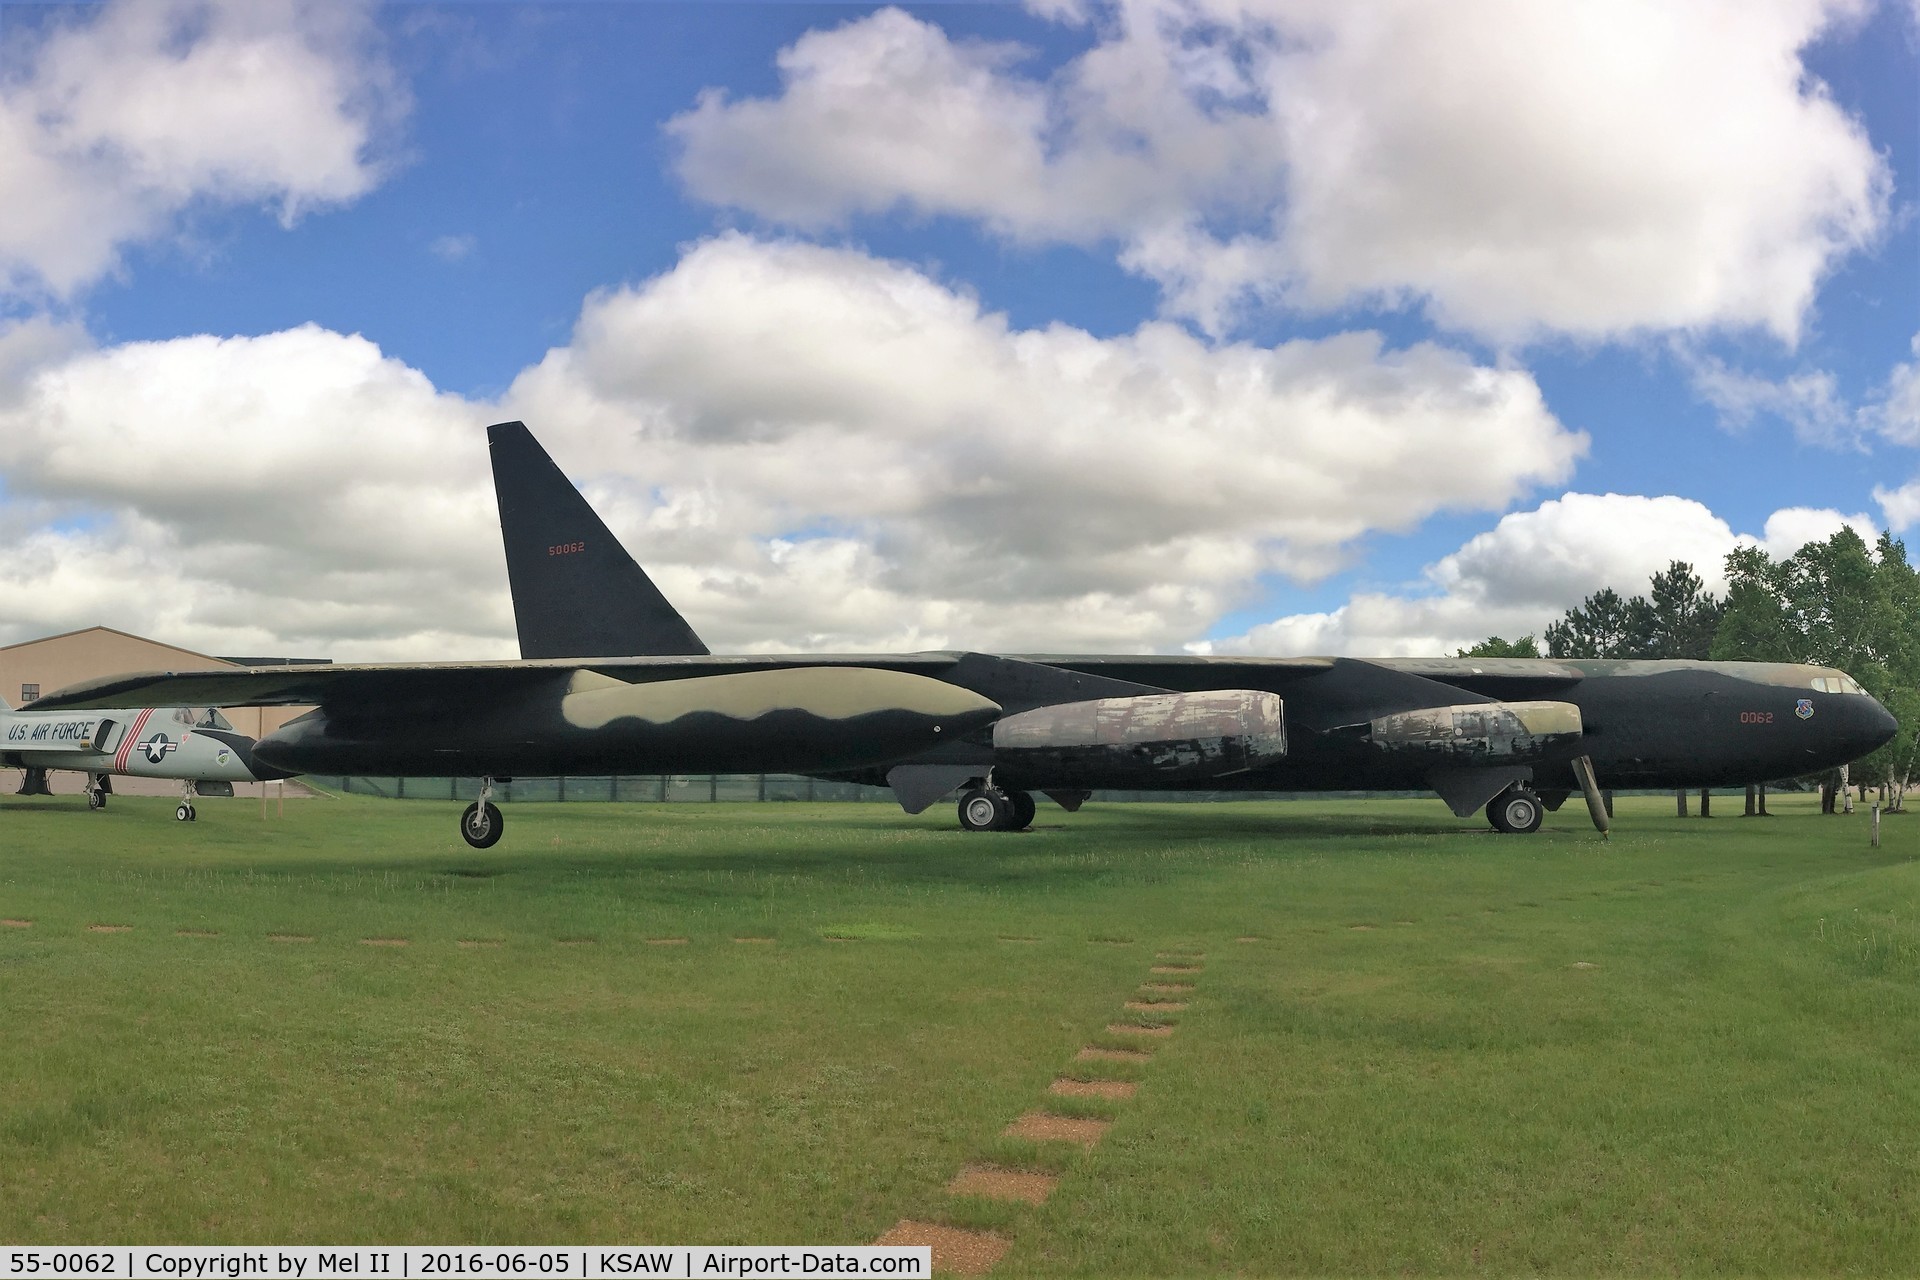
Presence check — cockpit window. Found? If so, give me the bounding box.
[196,708,234,730]
[1811,675,1866,695]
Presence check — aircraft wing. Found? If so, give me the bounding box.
[35,651,1572,723]
[29,654,969,712]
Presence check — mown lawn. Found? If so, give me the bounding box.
[0,790,1914,1273]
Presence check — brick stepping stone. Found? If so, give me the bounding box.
[1049,1078,1136,1100]
[1004,1112,1110,1147]
[874,1222,1007,1276]
[946,1165,1058,1205]
[1075,1045,1150,1063]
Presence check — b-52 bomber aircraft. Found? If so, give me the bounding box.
[2,693,292,820]
[29,422,1897,848]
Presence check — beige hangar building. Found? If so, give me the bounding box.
[2,625,319,742]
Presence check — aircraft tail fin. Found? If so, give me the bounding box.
[488,420,710,659]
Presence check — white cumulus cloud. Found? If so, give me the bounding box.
[500,234,1584,652]
[0,236,1584,659]
[670,1,1888,343]
[1204,492,1878,656]
[0,0,403,298]
[0,325,504,660]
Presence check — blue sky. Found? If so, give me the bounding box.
[0,0,1916,661]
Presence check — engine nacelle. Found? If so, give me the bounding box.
[991,689,1286,786]
[1364,700,1582,763]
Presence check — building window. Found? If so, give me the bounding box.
[20,684,39,703]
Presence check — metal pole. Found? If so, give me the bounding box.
[1872,802,1881,848]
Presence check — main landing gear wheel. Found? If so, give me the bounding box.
[1008,789,1036,830]
[1486,786,1544,834]
[174,803,197,822]
[958,787,1015,832]
[87,788,107,811]
[461,801,504,849]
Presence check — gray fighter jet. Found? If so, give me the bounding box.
[30,423,1896,847]
[2,694,293,820]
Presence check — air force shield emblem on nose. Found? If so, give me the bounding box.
[1795,699,1815,720]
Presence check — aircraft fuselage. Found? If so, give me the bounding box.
[2,704,285,784]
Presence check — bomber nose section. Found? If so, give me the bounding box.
[1852,694,1900,759]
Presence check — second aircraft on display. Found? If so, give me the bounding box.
[30,423,1898,847]
[1,695,293,820]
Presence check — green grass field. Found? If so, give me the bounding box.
[2,790,1916,1274]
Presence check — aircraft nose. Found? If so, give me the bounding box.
[1857,694,1900,756]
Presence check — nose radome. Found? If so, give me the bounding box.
[1861,695,1900,754]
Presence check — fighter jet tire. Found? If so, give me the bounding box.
[958,788,1015,832]
[87,790,104,811]
[461,801,504,849]
[1486,787,1544,835]
[1008,789,1036,830]
[175,803,195,823]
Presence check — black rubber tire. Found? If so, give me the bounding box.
[175,803,193,822]
[87,790,104,811]
[1487,787,1544,834]
[1008,790,1036,830]
[461,800,504,849]
[957,788,1013,832]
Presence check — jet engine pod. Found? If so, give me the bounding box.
[1365,700,1582,764]
[991,689,1286,787]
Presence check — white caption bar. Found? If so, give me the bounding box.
[1,1249,929,1280]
